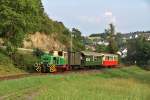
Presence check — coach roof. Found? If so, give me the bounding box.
[81,51,103,56]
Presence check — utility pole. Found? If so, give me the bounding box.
[70,32,74,52]
[71,32,73,52]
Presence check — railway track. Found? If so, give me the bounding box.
[0,69,104,81]
[0,73,46,81]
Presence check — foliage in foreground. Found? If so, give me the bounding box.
[12,51,39,72]
[0,48,39,74]
[0,51,25,76]
[0,66,149,100]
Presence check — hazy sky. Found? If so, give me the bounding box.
[42,0,150,35]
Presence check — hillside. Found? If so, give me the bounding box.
[0,0,85,76]
[23,32,67,51]
[0,0,71,50]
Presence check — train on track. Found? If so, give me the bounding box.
[34,51,119,73]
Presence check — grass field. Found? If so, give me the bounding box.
[0,66,150,100]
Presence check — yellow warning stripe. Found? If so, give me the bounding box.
[36,66,41,72]
[49,64,57,72]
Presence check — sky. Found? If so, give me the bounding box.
[42,0,150,35]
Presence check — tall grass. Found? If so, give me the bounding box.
[0,66,149,100]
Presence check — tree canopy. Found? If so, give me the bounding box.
[71,28,85,51]
[105,23,118,53]
[0,0,68,47]
[127,36,150,67]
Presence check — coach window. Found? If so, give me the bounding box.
[114,56,116,61]
[86,57,90,62]
[114,56,118,61]
[110,56,113,61]
[113,56,115,61]
[94,56,98,61]
[105,56,109,60]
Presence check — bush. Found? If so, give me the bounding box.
[145,60,150,71]
[11,52,40,72]
[5,42,17,56]
[127,36,150,67]
[0,47,40,72]
[33,48,44,58]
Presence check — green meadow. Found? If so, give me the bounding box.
[0,66,150,100]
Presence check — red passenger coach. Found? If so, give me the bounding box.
[101,54,118,67]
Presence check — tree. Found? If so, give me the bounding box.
[115,32,125,48]
[72,28,82,39]
[71,28,85,51]
[95,44,109,53]
[127,35,150,67]
[33,48,44,58]
[105,23,118,53]
[0,0,70,47]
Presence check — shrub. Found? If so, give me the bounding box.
[33,48,44,58]
[12,52,39,72]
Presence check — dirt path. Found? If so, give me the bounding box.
[0,69,104,81]
[0,73,49,81]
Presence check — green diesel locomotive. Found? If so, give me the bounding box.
[34,53,68,73]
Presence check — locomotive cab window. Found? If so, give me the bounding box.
[56,57,59,64]
[53,57,57,64]
[58,51,63,56]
